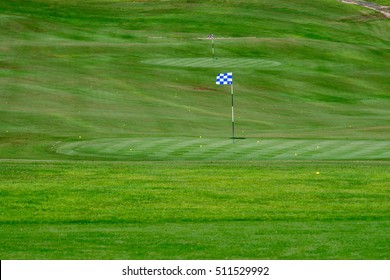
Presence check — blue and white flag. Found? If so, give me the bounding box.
[216,72,233,85]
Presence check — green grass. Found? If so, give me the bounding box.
[1,160,389,259]
[56,138,390,160]
[142,57,282,68]
[0,0,389,259]
[1,0,389,146]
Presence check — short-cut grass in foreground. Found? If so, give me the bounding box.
[1,160,389,259]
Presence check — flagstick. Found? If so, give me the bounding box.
[211,37,215,63]
[216,72,234,143]
[231,83,235,143]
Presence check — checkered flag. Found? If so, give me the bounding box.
[216,72,233,85]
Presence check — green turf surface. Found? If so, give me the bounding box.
[142,57,282,68]
[56,137,390,160]
[1,160,389,259]
[1,0,389,149]
[0,0,389,259]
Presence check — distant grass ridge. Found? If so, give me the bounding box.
[142,57,282,68]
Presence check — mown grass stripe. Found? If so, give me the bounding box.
[152,138,204,158]
[237,139,303,160]
[99,139,130,154]
[141,139,180,160]
[316,140,368,159]
[201,139,239,158]
[142,58,281,69]
[293,140,337,159]
[207,140,268,160]
[339,141,390,159]
[56,138,390,161]
[270,140,318,159]
[178,139,229,159]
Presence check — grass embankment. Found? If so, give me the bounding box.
[1,0,389,158]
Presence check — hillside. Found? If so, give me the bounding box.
[0,0,389,160]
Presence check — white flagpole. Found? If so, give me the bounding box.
[231,83,234,143]
[212,37,215,63]
[216,72,235,143]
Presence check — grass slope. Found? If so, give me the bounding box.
[1,0,389,158]
[0,0,389,259]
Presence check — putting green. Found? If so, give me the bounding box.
[56,138,390,161]
[142,58,281,68]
